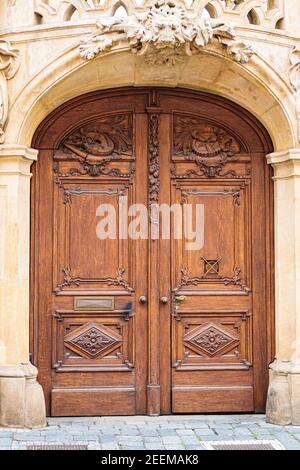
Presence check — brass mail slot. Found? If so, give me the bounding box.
[74,296,115,311]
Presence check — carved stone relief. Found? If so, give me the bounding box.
[289,46,300,142]
[0,40,20,143]
[79,0,253,66]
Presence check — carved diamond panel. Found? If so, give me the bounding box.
[64,322,122,359]
[184,322,239,357]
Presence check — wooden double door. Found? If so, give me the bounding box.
[31,88,274,416]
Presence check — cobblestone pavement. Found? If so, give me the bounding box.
[0,415,300,450]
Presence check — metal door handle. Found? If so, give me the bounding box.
[174,295,186,310]
[160,296,168,304]
[139,295,147,304]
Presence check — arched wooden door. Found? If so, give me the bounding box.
[31,88,274,416]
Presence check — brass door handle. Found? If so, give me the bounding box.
[160,296,168,304]
[174,295,186,310]
[139,295,147,304]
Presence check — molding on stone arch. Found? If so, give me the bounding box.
[5,41,296,151]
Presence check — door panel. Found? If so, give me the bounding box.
[31,88,274,416]
[32,95,149,416]
[159,98,272,413]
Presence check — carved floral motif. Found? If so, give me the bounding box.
[184,323,239,357]
[64,323,122,359]
[174,116,240,177]
[79,0,253,66]
[0,40,20,143]
[55,267,133,293]
[176,265,250,293]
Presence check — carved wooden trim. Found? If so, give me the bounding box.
[54,267,133,294]
[54,162,135,179]
[54,185,127,205]
[171,162,251,180]
[52,310,134,372]
[54,114,134,178]
[180,188,242,205]
[175,266,250,293]
[148,112,160,205]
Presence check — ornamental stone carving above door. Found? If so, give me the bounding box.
[79,0,253,65]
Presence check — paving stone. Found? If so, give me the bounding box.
[158,429,178,437]
[73,434,99,441]
[42,435,74,442]
[98,434,118,442]
[13,433,43,441]
[167,423,186,429]
[197,435,224,441]
[194,429,215,436]
[118,436,144,444]
[289,432,300,439]
[211,424,233,432]
[0,439,12,446]
[118,429,140,436]
[271,432,300,449]
[180,436,201,445]
[188,424,211,430]
[121,445,146,450]
[185,445,205,450]
[162,437,183,445]
[229,429,255,437]
[102,444,119,450]
[0,431,13,437]
[137,427,159,437]
[164,445,186,450]
[284,426,300,434]
[258,423,285,429]
[176,429,197,436]
[214,431,236,437]
[145,444,166,450]
[143,436,164,443]
[62,425,89,432]
[13,436,47,443]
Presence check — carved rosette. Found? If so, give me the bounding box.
[0,40,20,143]
[79,0,253,66]
[173,116,241,177]
[54,115,134,178]
[64,323,123,359]
[184,323,239,357]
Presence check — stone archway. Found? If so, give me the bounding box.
[1,44,300,425]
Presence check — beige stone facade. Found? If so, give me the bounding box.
[1,0,300,427]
